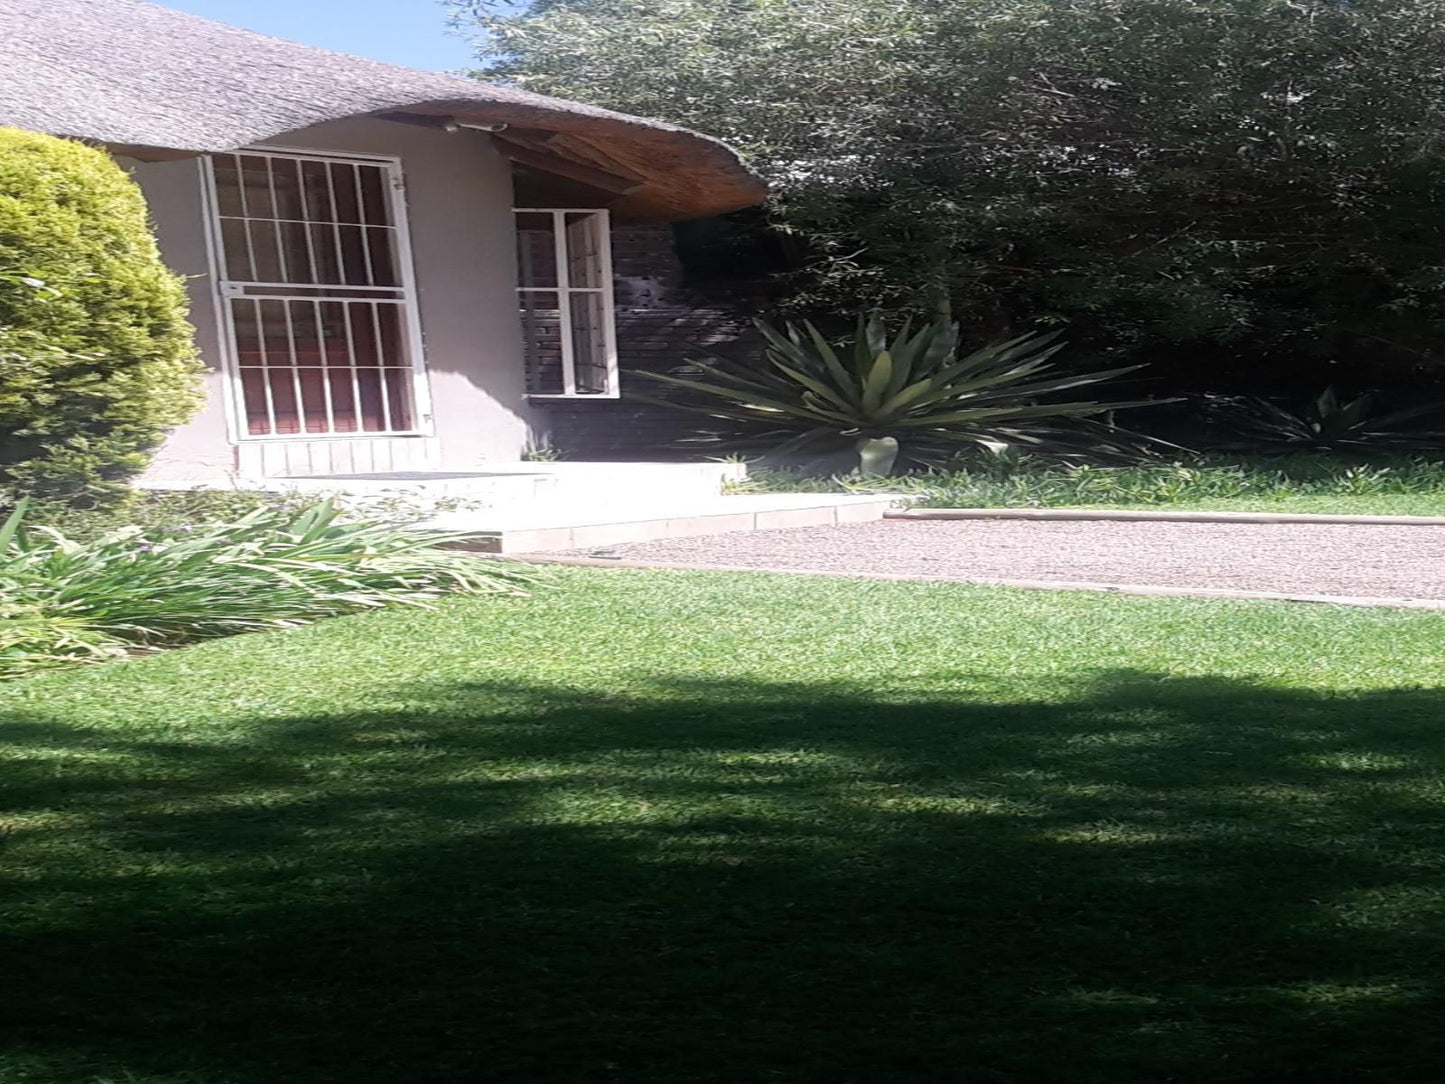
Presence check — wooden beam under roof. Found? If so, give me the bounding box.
[493,134,644,195]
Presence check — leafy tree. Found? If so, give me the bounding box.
[456,0,1445,391]
[0,127,202,503]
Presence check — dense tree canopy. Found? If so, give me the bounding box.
[456,0,1445,391]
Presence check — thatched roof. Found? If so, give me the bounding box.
[0,0,766,220]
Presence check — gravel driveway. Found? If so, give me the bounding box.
[566,518,1445,601]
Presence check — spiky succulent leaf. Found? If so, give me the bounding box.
[633,313,1162,470]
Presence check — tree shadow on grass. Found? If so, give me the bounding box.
[2,671,1445,1083]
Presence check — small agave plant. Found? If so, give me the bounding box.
[1219,387,1445,452]
[637,314,1155,474]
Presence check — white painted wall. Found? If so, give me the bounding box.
[127,116,537,481]
[122,152,237,480]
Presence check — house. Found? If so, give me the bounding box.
[0,0,766,481]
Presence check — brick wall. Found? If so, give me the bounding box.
[535,224,760,460]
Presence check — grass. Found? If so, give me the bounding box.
[3,567,1445,1082]
[734,454,1445,515]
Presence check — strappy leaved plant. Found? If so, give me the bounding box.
[0,500,535,676]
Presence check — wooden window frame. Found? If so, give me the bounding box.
[514,207,620,399]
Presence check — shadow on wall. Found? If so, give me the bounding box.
[3,671,1445,1083]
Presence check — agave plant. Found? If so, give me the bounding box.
[1217,387,1445,452]
[637,315,1156,473]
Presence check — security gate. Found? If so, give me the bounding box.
[205,150,430,437]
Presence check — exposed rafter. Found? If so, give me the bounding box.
[494,133,644,196]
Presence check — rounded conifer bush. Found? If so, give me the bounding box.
[0,127,202,504]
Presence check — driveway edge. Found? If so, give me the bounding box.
[886,507,1445,526]
[499,553,1445,610]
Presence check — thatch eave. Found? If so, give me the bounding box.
[0,0,767,221]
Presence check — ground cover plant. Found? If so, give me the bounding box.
[2,567,1444,1082]
[734,453,1445,515]
[0,500,531,677]
[14,488,302,543]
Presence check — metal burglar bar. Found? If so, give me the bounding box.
[514,208,618,397]
[206,151,427,437]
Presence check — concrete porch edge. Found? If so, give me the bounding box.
[449,495,897,554]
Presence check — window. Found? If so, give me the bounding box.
[205,150,429,437]
[514,209,618,397]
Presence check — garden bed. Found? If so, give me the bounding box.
[735,455,1445,517]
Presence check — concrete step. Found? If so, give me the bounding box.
[433,494,897,554]
[141,461,747,509]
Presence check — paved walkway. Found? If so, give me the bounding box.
[564,518,1445,603]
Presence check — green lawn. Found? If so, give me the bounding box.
[4,568,1445,1083]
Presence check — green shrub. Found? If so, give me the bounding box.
[0,127,203,504]
[0,500,536,677]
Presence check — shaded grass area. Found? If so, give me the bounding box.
[736,455,1445,515]
[3,568,1445,1082]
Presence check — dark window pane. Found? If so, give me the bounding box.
[338,224,370,285]
[237,155,275,219]
[383,367,413,431]
[248,220,282,283]
[270,160,304,222]
[300,160,334,222]
[211,155,244,218]
[570,292,610,394]
[357,165,390,227]
[515,213,558,287]
[366,227,398,287]
[220,218,253,281]
[278,221,315,284]
[329,163,361,224]
[231,299,263,369]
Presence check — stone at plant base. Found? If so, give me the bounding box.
[857,436,900,476]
